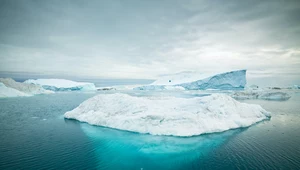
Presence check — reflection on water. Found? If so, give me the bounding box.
[78,122,244,170]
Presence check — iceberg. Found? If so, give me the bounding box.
[247,84,259,90]
[293,85,300,89]
[134,70,246,90]
[0,82,31,98]
[232,90,291,101]
[96,87,116,91]
[64,93,270,136]
[259,92,291,100]
[0,78,52,95]
[24,79,96,91]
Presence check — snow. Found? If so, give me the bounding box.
[134,70,246,90]
[24,79,96,91]
[65,93,270,136]
[0,82,31,98]
[232,90,291,101]
[0,78,52,95]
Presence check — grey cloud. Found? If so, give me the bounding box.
[0,0,299,84]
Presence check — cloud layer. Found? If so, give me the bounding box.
[0,0,299,85]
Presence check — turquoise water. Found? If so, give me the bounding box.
[0,91,300,169]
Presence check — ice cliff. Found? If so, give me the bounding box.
[65,93,270,136]
[24,79,96,91]
[134,70,246,90]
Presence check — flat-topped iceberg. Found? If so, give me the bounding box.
[65,93,270,136]
[134,70,246,90]
[24,79,96,91]
[0,82,31,98]
[0,78,52,95]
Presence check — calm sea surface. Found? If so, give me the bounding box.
[0,88,300,169]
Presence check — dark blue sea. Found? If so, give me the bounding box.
[0,80,300,169]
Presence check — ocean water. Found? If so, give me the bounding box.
[0,91,300,170]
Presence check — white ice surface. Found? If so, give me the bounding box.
[0,78,52,95]
[135,70,246,90]
[151,71,216,85]
[0,82,31,98]
[65,93,270,136]
[24,79,96,91]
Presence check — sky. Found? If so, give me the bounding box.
[0,0,300,86]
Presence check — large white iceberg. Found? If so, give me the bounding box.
[24,79,96,91]
[134,70,246,90]
[65,93,270,136]
[0,78,52,95]
[0,82,31,98]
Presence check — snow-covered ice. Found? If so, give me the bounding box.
[0,82,31,98]
[24,79,96,91]
[134,70,246,90]
[0,78,53,98]
[0,78,52,95]
[65,93,270,136]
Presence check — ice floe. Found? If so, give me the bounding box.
[65,93,270,136]
[24,79,96,91]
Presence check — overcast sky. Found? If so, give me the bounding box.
[0,0,299,85]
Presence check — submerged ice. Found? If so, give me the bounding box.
[78,122,243,169]
[134,70,246,90]
[24,79,96,91]
[65,93,270,136]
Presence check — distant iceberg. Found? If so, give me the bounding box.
[0,78,52,95]
[232,90,291,101]
[232,84,291,101]
[0,78,53,98]
[293,85,300,89]
[0,82,31,98]
[134,70,246,90]
[65,93,270,137]
[24,79,96,91]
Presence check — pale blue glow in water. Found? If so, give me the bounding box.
[80,123,244,170]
